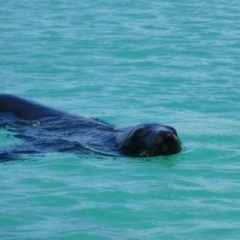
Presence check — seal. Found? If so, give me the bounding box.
[0,94,182,161]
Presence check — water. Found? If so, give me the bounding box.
[1,0,240,239]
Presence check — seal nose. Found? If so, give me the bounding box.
[155,130,174,144]
[162,131,174,141]
[163,131,175,144]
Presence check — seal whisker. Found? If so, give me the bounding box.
[140,149,148,156]
[147,147,154,157]
[151,146,157,156]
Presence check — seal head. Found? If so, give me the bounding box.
[115,123,182,157]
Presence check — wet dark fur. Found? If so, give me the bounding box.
[0,94,182,162]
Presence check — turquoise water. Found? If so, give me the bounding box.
[1,0,240,239]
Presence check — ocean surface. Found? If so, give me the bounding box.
[1,0,240,239]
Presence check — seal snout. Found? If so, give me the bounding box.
[158,130,175,144]
[150,128,175,144]
[146,127,182,156]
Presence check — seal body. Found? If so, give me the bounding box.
[0,94,73,120]
[0,94,182,161]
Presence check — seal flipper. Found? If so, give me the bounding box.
[0,152,18,162]
[0,132,41,163]
[0,151,26,162]
[0,141,40,162]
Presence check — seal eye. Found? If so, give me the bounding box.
[130,135,143,142]
[166,126,178,136]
